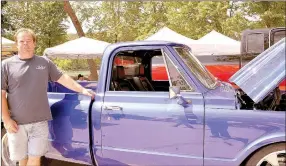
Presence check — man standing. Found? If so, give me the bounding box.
[1,28,95,166]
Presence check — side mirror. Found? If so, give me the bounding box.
[169,86,181,99]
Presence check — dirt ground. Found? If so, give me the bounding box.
[43,158,86,166]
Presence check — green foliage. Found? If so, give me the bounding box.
[73,1,145,43]
[73,1,285,42]
[1,1,15,33]
[2,1,285,71]
[242,2,286,28]
[52,58,101,71]
[52,59,88,71]
[2,1,68,55]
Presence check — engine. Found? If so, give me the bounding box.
[237,87,286,111]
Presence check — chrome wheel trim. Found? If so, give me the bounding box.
[256,150,286,166]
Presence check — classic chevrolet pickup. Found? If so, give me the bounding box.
[2,38,286,166]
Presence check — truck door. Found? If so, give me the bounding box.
[99,46,205,166]
[46,84,95,165]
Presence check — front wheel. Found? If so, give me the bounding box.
[246,143,286,166]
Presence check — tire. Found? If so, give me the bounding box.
[246,143,286,166]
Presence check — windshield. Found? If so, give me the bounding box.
[173,46,218,89]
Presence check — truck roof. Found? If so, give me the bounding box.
[104,40,185,53]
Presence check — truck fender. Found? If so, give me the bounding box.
[235,133,285,164]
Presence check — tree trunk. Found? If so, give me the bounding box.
[63,1,98,81]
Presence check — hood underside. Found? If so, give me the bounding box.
[230,38,285,103]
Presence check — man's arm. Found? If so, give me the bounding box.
[57,74,95,99]
[2,90,18,133]
[45,57,95,98]
[2,91,10,122]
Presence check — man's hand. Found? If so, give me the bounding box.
[4,118,18,133]
[82,88,96,100]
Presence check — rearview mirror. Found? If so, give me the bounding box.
[169,86,180,99]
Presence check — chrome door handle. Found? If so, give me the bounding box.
[104,105,122,111]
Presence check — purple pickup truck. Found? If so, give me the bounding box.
[3,39,285,166]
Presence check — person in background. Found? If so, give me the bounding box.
[1,28,95,166]
[77,74,84,81]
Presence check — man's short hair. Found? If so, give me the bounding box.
[14,28,36,43]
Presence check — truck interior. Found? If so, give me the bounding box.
[110,49,170,92]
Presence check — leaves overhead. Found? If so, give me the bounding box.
[242,2,286,28]
[2,1,68,55]
[3,1,285,46]
[2,1,285,71]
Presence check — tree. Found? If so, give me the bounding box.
[63,1,98,81]
[2,1,68,54]
[1,1,14,33]
[73,1,251,41]
[73,1,167,41]
[136,1,168,40]
[67,1,285,43]
[74,1,143,43]
[242,2,286,28]
[164,2,201,39]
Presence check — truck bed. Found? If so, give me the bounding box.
[48,81,97,93]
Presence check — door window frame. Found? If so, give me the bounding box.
[105,45,201,94]
[162,50,195,92]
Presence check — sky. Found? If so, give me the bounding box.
[67,21,76,33]
[66,1,99,34]
[66,18,88,34]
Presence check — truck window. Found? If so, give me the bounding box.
[271,29,285,45]
[113,55,141,77]
[241,28,286,55]
[151,56,168,81]
[173,47,217,89]
[110,51,153,92]
[162,52,194,91]
[246,33,266,54]
[110,49,194,92]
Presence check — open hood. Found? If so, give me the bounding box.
[230,38,285,103]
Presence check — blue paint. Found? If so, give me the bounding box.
[45,41,285,166]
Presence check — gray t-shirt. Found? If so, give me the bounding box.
[1,55,63,125]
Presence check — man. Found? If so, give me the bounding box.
[1,28,95,166]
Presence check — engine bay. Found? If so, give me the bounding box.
[237,87,286,111]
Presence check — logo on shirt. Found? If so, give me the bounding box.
[36,65,46,70]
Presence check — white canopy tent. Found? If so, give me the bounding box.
[145,27,196,45]
[43,37,110,59]
[1,37,17,56]
[189,30,241,56]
